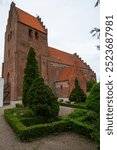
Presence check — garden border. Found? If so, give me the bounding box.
[4,108,95,142]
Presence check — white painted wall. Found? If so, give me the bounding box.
[0,78,4,107]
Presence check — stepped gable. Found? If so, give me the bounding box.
[74,53,89,68]
[48,47,96,78]
[48,47,92,69]
[74,53,95,73]
[16,7,46,34]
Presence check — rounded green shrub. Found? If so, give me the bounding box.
[86,79,96,92]
[27,76,59,118]
[86,82,100,113]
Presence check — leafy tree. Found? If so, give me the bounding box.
[69,78,86,102]
[86,79,96,92]
[86,82,100,113]
[22,47,39,107]
[28,76,59,118]
[95,0,100,7]
[90,28,100,50]
[91,0,100,50]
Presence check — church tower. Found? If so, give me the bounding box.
[3,2,49,102]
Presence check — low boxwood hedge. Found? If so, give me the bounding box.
[67,118,94,139]
[4,108,97,143]
[4,109,70,141]
[59,102,86,109]
[20,120,70,141]
[20,116,61,127]
[15,103,23,108]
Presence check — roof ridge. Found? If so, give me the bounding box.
[16,7,37,20]
[49,46,74,56]
[49,47,90,68]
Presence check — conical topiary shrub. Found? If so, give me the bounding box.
[27,76,59,118]
[69,78,86,102]
[22,47,39,107]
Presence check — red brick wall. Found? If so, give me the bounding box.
[47,62,70,93]
[3,4,18,101]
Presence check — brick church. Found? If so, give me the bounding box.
[2,2,96,103]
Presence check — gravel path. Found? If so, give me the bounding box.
[0,104,97,150]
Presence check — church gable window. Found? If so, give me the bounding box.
[35,31,39,40]
[29,29,33,37]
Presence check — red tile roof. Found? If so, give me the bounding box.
[16,7,46,33]
[48,47,95,81]
[48,47,77,65]
[48,47,90,69]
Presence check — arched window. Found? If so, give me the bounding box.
[7,73,10,83]
[10,31,12,39]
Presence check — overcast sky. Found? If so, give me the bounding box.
[0,0,100,80]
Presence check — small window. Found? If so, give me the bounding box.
[60,85,63,89]
[7,31,12,41]
[35,31,38,40]
[29,29,32,37]
[10,31,12,39]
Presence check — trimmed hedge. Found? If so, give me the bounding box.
[15,103,23,108]
[4,108,99,143]
[4,108,98,143]
[59,102,86,109]
[20,120,70,141]
[68,109,88,119]
[4,109,70,141]
[68,118,94,139]
[67,109,99,144]
[4,109,26,137]
[20,117,61,127]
